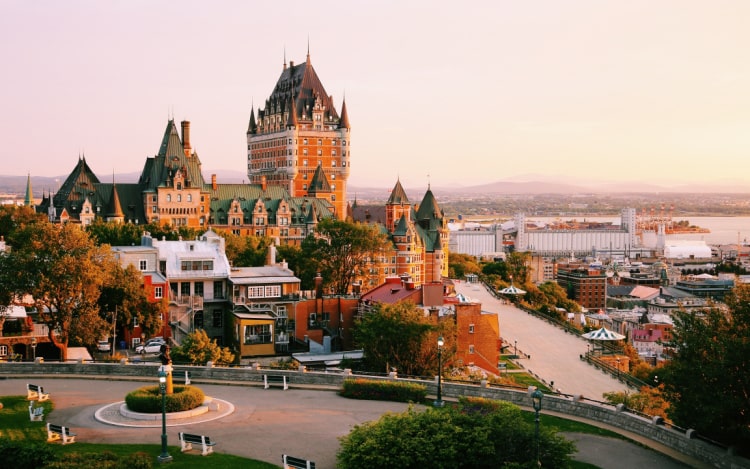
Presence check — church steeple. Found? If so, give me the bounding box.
[24,172,33,207]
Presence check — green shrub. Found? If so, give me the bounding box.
[124,385,205,413]
[337,398,576,468]
[0,440,58,469]
[340,378,427,403]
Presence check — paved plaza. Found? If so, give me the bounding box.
[0,377,700,468]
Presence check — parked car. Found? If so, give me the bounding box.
[97,340,111,352]
[135,338,166,354]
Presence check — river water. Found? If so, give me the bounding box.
[526,216,750,246]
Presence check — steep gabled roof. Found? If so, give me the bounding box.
[387,179,409,205]
[416,186,441,221]
[54,156,101,207]
[247,107,258,135]
[139,119,206,191]
[106,182,125,218]
[308,163,331,194]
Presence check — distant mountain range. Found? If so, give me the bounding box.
[1,171,748,199]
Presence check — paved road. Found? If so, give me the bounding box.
[1,377,703,468]
[455,281,630,399]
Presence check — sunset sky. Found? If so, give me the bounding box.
[2,1,749,190]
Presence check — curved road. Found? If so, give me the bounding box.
[455,281,630,399]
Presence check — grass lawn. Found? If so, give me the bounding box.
[0,395,277,468]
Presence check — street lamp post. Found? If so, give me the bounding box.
[157,369,172,464]
[31,337,37,361]
[616,357,621,380]
[514,340,518,357]
[434,336,444,408]
[532,389,543,467]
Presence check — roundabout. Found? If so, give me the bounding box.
[94,397,235,428]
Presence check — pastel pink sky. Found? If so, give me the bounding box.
[2,1,749,189]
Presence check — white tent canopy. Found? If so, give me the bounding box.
[499,285,526,295]
[582,327,625,341]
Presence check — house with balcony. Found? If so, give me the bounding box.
[147,229,232,345]
[228,246,302,358]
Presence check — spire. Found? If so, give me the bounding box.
[286,94,299,129]
[106,180,125,220]
[24,172,33,207]
[307,36,310,63]
[283,46,287,70]
[247,104,258,135]
[338,97,350,129]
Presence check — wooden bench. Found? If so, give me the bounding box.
[27,383,49,401]
[282,454,316,469]
[47,423,76,445]
[264,374,289,390]
[178,432,216,456]
[29,404,45,422]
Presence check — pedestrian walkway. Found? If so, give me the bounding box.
[455,281,629,398]
[0,377,704,468]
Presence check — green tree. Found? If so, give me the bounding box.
[85,219,143,246]
[9,219,114,360]
[506,251,531,284]
[302,218,389,295]
[276,243,318,290]
[169,329,235,365]
[98,263,166,340]
[660,285,750,451]
[481,260,509,280]
[218,231,271,267]
[448,252,481,279]
[354,302,450,375]
[337,397,575,468]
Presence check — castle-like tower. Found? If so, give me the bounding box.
[247,50,350,220]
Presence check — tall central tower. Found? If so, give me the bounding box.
[247,51,350,220]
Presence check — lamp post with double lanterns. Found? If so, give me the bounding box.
[531,389,543,467]
[157,369,172,463]
[434,336,444,407]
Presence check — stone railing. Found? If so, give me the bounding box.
[0,362,746,469]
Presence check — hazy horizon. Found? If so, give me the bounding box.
[2,1,749,190]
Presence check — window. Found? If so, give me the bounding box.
[303,149,308,156]
[469,345,475,354]
[133,317,139,327]
[139,259,148,271]
[214,281,224,299]
[317,139,322,145]
[187,194,192,202]
[244,324,272,344]
[331,160,337,167]
[469,324,475,334]
[154,286,163,299]
[212,310,223,328]
[152,206,157,213]
[0,345,7,357]
[303,159,308,166]
[152,196,157,203]
[177,194,182,202]
[166,194,171,202]
[194,282,204,298]
[181,283,190,297]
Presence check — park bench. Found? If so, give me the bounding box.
[282,454,316,469]
[264,374,289,390]
[178,432,216,456]
[27,383,49,401]
[29,403,45,421]
[46,423,76,445]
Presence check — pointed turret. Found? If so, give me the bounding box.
[106,182,125,222]
[24,173,34,207]
[247,107,258,135]
[339,98,350,129]
[286,95,298,129]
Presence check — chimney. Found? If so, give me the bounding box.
[315,272,323,299]
[181,120,191,154]
[266,243,277,266]
[261,175,267,191]
[212,174,217,191]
